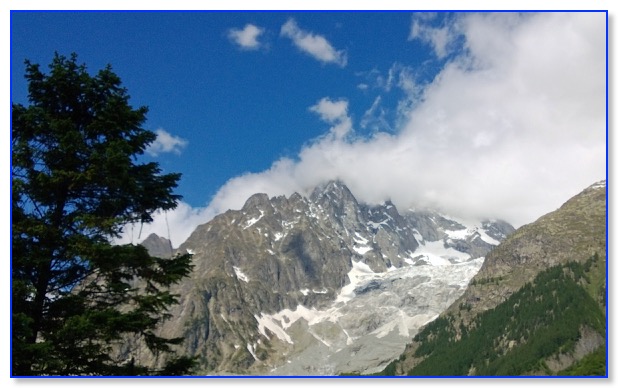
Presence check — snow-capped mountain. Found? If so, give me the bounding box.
[136,181,514,375]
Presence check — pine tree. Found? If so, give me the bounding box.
[12,53,195,376]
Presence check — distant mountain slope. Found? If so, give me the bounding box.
[127,181,513,375]
[383,181,606,376]
[140,233,174,258]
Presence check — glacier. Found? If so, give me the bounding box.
[255,225,490,375]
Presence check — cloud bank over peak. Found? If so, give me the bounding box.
[309,97,353,140]
[124,12,605,247]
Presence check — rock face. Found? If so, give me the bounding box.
[389,180,606,376]
[453,180,606,316]
[131,181,513,375]
[140,233,174,258]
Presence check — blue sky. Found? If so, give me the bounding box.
[10,10,607,246]
[11,11,439,205]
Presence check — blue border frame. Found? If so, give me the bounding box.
[9,9,610,379]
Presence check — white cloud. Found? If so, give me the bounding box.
[115,202,216,248]
[361,95,382,123]
[356,67,392,92]
[126,12,605,247]
[146,128,188,157]
[228,23,265,50]
[409,14,458,59]
[309,97,353,139]
[361,95,389,132]
[357,64,421,131]
[281,18,347,67]
[309,97,348,122]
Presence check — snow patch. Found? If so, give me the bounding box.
[244,210,265,229]
[478,229,501,245]
[233,266,250,282]
[343,329,354,345]
[353,245,372,255]
[412,240,470,266]
[247,343,258,360]
[255,304,340,345]
[309,331,332,348]
[412,229,424,243]
[439,215,503,246]
[352,233,372,254]
[353,232,368,245]
[300,288,328,295]
[336,260,376,303]
[254,314,293,344]
[368,220,388,229]
[444,227,469,240]
[282,220,298,230]
[590,180,606,189]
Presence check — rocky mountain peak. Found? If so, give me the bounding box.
[140,233,173,258]
[587,179,605,190]
[131,180,515,375]
[481,219,515,242]
[241,192,273,212]
[310,179,352,199]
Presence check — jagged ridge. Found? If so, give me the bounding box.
[135,180,514,375]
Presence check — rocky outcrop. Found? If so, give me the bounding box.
[454,180,606,316]
[140,233,174,258]
[390,181,606,376]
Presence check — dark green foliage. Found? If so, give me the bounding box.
[374,360,398,376]
[12,53,194,376]
[407,255,605,376]
[412,316,454,358]
[470,276,504,286]
[378,364,395,376]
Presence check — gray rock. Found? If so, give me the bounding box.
[127,180,514,375]
[140,233,174,258]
